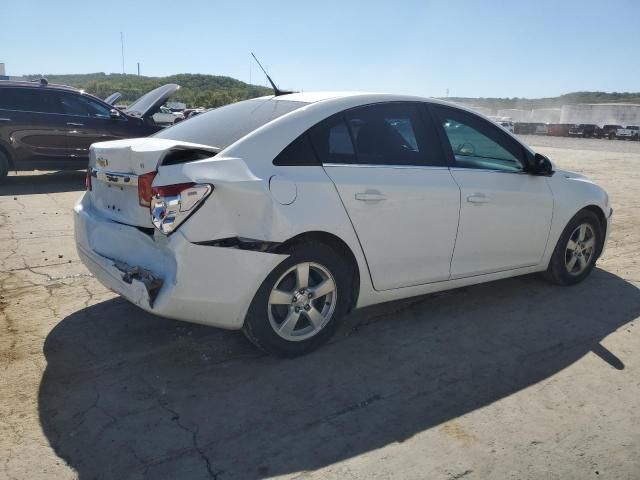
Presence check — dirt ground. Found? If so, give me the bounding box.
[1,135,639,480]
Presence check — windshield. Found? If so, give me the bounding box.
[154,97,308,149]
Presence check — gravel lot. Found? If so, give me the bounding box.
[1,136,639,480]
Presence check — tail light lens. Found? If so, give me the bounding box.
[150,183,212,234]
[138,172,157,207]
[85,168,93,190]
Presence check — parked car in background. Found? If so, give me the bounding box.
[513,122,536,134]
[0,80,180,179]
[616,125,639,140]
[75,92,611,356]
[568,124,599,138]
[597,124,623,140]
[498,120,514,133]
[183,108,207,119]
[152,105,184,125]
[534,123,549,135]
[547,124,573,137]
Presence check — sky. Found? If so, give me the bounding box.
[1,0,639,99]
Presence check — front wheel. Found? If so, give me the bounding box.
[543,210,603,285]
[242,242,351,357]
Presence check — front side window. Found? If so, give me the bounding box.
[58,93,112,118]
[433,106,524,172]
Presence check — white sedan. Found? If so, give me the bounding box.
[74,92,612,356]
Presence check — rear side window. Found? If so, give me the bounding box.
[308,103,445,167]
[345,103,443,166]
[273,133,320,166]
[0,87,61,113]
[308,115,356,164]
[155,97,307,149]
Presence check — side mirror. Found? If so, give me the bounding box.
[109,108,121,119]
[531,153,554,176]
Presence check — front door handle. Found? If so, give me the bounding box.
[355,192,386,202]
[0,118,11,122]
[66,122,84,127]
[467,193,488,204]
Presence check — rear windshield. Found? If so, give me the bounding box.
[154,97,307,149]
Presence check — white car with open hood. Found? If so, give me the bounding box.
[74,92,612,356]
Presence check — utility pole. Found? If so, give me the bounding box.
[120,32,125,74]
[137,62,140,76]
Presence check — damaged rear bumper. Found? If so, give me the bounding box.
[74,192,287,329]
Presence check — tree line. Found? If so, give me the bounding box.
[24,72,273,108]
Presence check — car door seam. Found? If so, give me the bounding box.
[447,167,463,280]
[321,164,378,291]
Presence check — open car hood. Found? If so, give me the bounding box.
[124,84,180,118]
[104,92,123,105]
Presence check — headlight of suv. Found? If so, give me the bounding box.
[150,183,212,234]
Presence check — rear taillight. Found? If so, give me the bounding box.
[138,171,157,207]
[85,168,93,190]
[150,183,212,235]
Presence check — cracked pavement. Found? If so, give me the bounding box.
[1,137,640,479]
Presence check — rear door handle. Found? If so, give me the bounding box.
[0,118,11,122]
[467,193,488,204]
[355,192,386,202]
[67,122,84,127]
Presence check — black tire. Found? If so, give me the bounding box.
[543,210,603,285]
[0,150,9,181]
[242,242,351,357]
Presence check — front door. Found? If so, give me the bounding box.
[316,103,461,290]
[431,105,553,278]
[57,92,126,161]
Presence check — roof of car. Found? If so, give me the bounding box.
[0,79,85,94]
[260,91,467,110]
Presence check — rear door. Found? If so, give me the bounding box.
[0,87,70,165]
[431,105,553,278]
[318,102,461,291]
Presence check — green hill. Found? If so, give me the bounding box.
[24,72,273,108]
[445,92,640,110]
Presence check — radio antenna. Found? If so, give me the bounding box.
[250,52,293,97]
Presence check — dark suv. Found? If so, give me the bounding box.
[568,124,599,138]
[0,80,179,180]
[596,124,623,139]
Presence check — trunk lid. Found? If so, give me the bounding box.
[88,137,218,227]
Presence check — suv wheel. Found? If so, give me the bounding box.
[0,150,9,181]
[242,242,350,357]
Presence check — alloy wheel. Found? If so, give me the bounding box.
[267,262,337,341]
[565,223,596,276]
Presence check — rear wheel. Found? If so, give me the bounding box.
[543,210,602,285]
[242,242,351,357]
[0,150,9,181]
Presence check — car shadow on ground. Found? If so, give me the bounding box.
[0,170,85,196]
[38,269,639,479]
